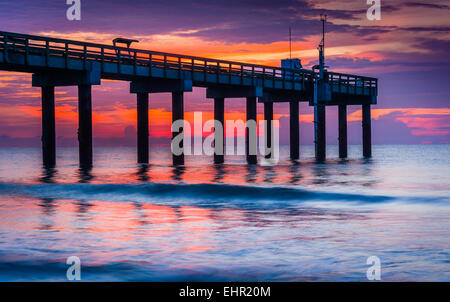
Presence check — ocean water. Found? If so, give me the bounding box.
[0,144,448,281]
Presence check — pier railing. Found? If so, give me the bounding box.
[326,71,378,96]
[0,31,377,95]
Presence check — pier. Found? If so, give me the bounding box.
[0,31,377,166]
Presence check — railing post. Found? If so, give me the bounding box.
[134,51,137,75]
[252,66,255,86]
[3,34,8,63]
[149,53,152,76]
[272,69,276,87]
[262,67,265,87]
[163,55,167,78]
[101,47,104,71]
[24,38,29,66]
[346,76,350,94]
[117,49,121,74]
[45,41,49,66]
[83,45,87,70]
[339,74,342,93]
[240,65,243,85]
[216,62,219,83]
[291,70,295,89]
[64,43,68,69]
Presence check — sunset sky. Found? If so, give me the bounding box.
[0,0,449,146]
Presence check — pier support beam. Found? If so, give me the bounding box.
[264,102,273,159]
[246,97,257,164]
[172,91,184,166]
[137,93,149,163]
[78,85,93,167]
[289,101,299,160]
[214,98,225,164]
[206,85,262,164]
[338,105,348,158]
[41,86,56,166]
[315,104,326,161]
[362,104,372,158]
[130,79,191,166]
[33,68,100,167]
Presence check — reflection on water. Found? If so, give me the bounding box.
[76,199,93,216]
[213,164,225,183]
[0,145,449,281]
[136,164,150,182]
[78,165,94,183]
[289,161,302,184]
[172,165,185,182]
[262,165,275,183]
[24,146,389,189]
[40,165,57,184]
[245,165,258,183]
[38,198,56,231]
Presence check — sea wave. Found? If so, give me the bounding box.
[0,182,447,209]
[0,258,348,281]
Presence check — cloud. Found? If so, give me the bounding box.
[404,2,450,10]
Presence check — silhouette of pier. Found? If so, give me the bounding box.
[0,31,377,166]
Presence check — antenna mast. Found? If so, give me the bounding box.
[314,14,328,161]
[289,26,292,59]
[319,14,327,76]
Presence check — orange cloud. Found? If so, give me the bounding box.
[348,107,450,137]
[348,108,450,121]
[397,117,450,136]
